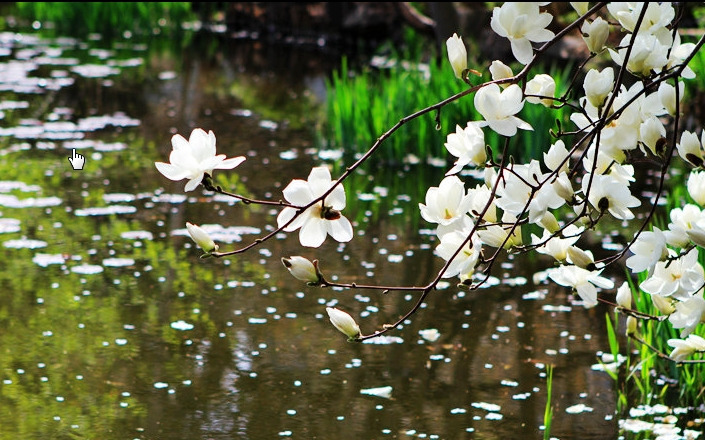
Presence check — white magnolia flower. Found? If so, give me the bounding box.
[607,2,675,36]
[326,307,361,340]
[489,60,513,85]
[446,33,468,79]
[583,173,641,220]
[658,81,685,117]
[639,116,666,156]
[475,84,533,137]
[277,167,353,248]
[667,334,705,361]
[281,256,320,284]
[625,228,667,274]
[419,175,472,227]
[478,212,522,249]
[444,122,487,175]
[155,128,246,192]
[640,249,705,301]
[544,140,570,174]
[566,245,595,269]
[669,292,705,338]
[435,229,483,281]
[667,32,697,79]
[547,265,614,308]
[664,204,705,248]
[581,17,609,54]
[467,184,497,223]
[609,33,669,77]
[677,130,705,168]
[525,74,556,107]
[186,222,218,253]
[531,225,584,262]
[583,67,614,108]
[490,2,555,64]
[494,161,541,218]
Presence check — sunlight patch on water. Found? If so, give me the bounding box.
[566,403,593,414]
[362,335,403,345]
[0,194,62,208]
[120,230,154,241]
[171,320,194,331]
[360,386,393,399]
[32,253,66,267]
[0,218,20,233]
[74,205,136,216]
[70,264,104,275]
[3,238,47,249]
[102,258,135,267]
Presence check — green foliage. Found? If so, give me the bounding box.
[14,2,195,39]
[542,364,554,440]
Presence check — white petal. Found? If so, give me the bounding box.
[184,175,203,192]
[215,156,246,170]
[155,162,190,181]
[283,180,314,205]
[511,38,534,65]
[299,217,327,248]
[329,216,354,243]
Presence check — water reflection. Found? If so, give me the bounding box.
[0,19,631,440]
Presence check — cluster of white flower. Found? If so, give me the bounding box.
[154,3,705,358]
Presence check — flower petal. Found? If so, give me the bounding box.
[155,162,190,181]
[329,216,354,243]
[299,217,327,248]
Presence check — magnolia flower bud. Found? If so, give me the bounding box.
[584,67,614,108]
[651,294,676,315]
[446,33,468,79]
[570,2,589,15]
[186,222,218,254]
[326,307,361,341]
[281,256,321,284]
[616,282,632,309]
[567,246,594,269]
[581,17,609,54]
[626,316,638,336]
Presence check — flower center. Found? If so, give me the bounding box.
[320,204,341,220]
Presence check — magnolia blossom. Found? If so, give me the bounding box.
[444,122,487,175]
[625,228,667,274]
[277,167,353,248]
[489,60,513,84]
[607,2,675,36]
[640,249,705,302]
[525,74,555,107]
[531,225,584,262]
[667,334,705,361]
[582,173,641,220]
[658,81,685,117]
[475,84,533,137]
[467,184,497,223]
[669,292,705,338]
[609,33,669,77]
[547,265,614,308]
[186,222,218,254]
[688,171,705,207]
[326,307,361,340]
[667,32,697,79]
[435,229,483,281]
[581,17,609,54]
[570,2,589,16]
[639,116,666,156]
[281,256,320,284]
[419,175,472,228]
[155,128,246,192]
[446,33,468,79]
[583,67,614,108]
[677,130,705,168]
[664,204,705,248]
[544,140,570,174]
[478,212,522,249]
[566,246,595,269]
[490,2,555,65]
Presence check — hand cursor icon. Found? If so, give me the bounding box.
[68,149,85,170]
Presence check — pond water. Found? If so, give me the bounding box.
[0,18,692,440]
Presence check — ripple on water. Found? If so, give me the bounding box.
[120,230,154,241]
